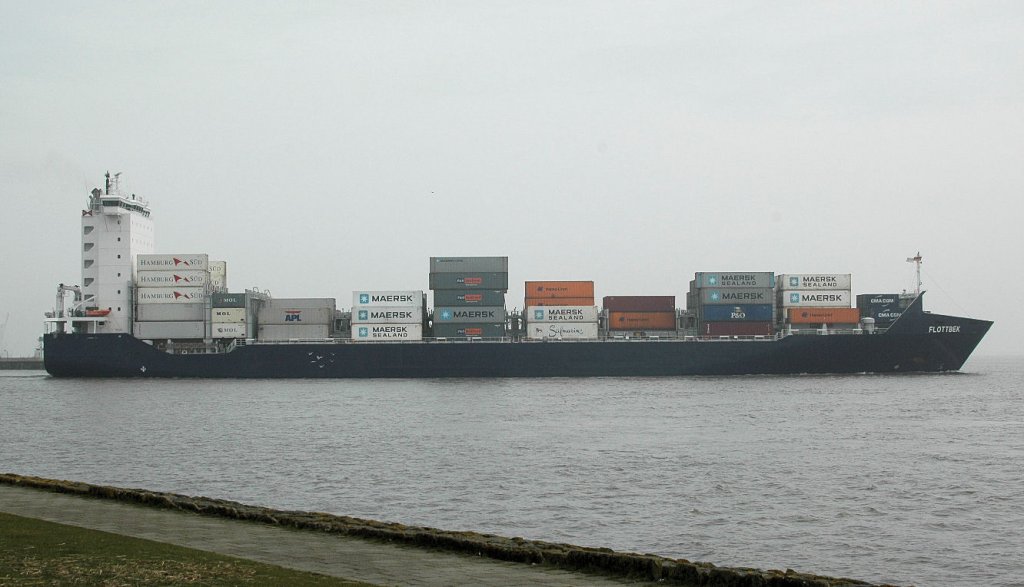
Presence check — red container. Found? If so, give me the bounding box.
[702,321,774,336]
[607,311,677,330]
[602,296,675,312]
[524,297,595,307]
[524,281,595,299]
[787,307,860,324]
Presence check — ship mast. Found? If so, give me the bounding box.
[906,251,923,297]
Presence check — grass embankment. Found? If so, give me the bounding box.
[0,512,372,586]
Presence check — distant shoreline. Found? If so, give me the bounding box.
[0,357,43,370]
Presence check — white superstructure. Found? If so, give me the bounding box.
[80,172,155,333]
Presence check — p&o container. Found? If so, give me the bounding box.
[698,304,774,322]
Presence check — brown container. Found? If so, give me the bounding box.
[524,281,595,299]
[524,297,595,307]
[702,321,774,336]
[603,296,675,312]
[787,307,861,324]
[607,311,677,330]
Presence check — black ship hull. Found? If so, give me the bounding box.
[44,296,992,379]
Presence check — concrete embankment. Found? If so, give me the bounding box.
[0,358,44,370]
[0,474,894,586]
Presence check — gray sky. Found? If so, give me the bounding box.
[2,2,1021,357]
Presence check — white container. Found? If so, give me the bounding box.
[210,261,227,290]
[527,322,599,340]
[526,306,599,323]
[135,270,209,287]
[352,323,423,341]
[135,303,205,322]
[777,274,852,290]
[352,291,422,308]
[264,298,335,310]
[137,287,206,304]
[137,254,210,271]
[258,324,331,340]
[212,308,247,323]
[432,307,506,323]
[211,322,247,338]
[133,321,205,339]
[778,290,852,308]
[257,307,335,325]
[351,306,423,324]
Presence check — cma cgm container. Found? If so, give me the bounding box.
[693,272,774,289]
[137,254,210,272]
[351,306,423,324]
[779,291,852,308]
[698,304,774,322]
[433,290,506,306]
[777,274,852,290]
[527,306,599,323]
[433,307,506,323]
[211,323,247,338]
[607,311,677,330]
[430,256,508,273]
[212,292,246,308]
[699,288,774,305]
[524,297,594,308]
[258,324,330,340]
[602,296,675,312]
[786,307,861,324]
[527,322,599,340]
[429,273,509,290]
[135,270,209,287]
[702,322,774,337]
[212,308,247,323]
[432,323,506,338]
[352,291,422,308]
[353,323,423,341]
[524,281,595,299]
[137,287,206,304]
[135,303,205,322]
[133,321,205,339]
[857,293,904,323]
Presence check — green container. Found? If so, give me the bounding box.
[212,292,246,308]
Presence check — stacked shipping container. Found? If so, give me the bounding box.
[525,281,598,339]
[689,272,775,337]
[856,293,907,325]
[777,274,855,329]
[603,296,677,333]
[133,254,210,339]
[211,292,247,339]
[351,291,425,342]
[257,298,336,340]
[430,257,508,338]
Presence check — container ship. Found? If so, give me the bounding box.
[42,174,992,378]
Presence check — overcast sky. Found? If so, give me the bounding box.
[1,2,1021,357]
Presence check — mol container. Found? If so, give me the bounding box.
[211,323,247,338]
[135,303,205,322]
[137,254,210,272]
[786,307,861,324]
[133,321,205,339]
[777,274,851,290]
[527,306,599,323]
[702,322,774,337]
[693,272,774,289]
[352,306,423,324]
[135,270,209,287]
[779,290,852,308]
[602,296,675,312]
[433,290,506,306]
[212,292,246,308]
[433,307,506,323]
[699,288,774,305]
[212,308,247,323]
[430,257,508,273]
[524,297,594,307]
[353,323,423,342]
[258,324,330,340]
[607,311,677,330]
[137,287,206,304]
[432,323,506,338]
[429,273,509,290]
[698,304,774,322]
[524,281,595,300]
[352,291,422,308]
[527,322,599,340]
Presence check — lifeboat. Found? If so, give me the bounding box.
[85,309,111,317]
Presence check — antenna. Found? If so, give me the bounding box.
[906,251,923,296]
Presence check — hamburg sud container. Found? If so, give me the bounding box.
[777,274,851,290]
[209,261,227,291]
[351,306,424,324]
[212,293,246,308]
[524,297,595,308]
[608,311,676,330]
[779,290,852,308]
[787,307,861,324]
[137,254,210,272]
[429,272,509,290]
[433,307,506,323]
[527,322,599,340]
[352,291,423,308]
[433,323,506,338]
[698,304,774,322]
[136,304,204,322]
[527,306,599,323]
[857,293,903,323]
[702,322,774,336]
[353,323,423,341]
[693,272,774,289]
[699,288,774,305]
[212,308,246,323]
[602,296,675,312]
[524,281,595,300]
[135,270,209,287]
[258,298,335,325]
[258,324,330,340]
[433,290,506,306]
[430,256,508,273]
[137,287,206,304]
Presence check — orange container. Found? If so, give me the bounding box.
[608,311,677,330]
[524,281,595,299]
[524,297,595,307]
[787,307,861,324]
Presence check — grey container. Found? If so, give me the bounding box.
[257,306,335,325]
[430,256,508,273]
[432,290,506,306]
[133,321,206,339]
[264,298,336,310]
[212,292,246,308]
[699,287,775,305]
[135,303,205,322]
[432,307,506,324]
[432,323,506,338]
[429,272,509,290]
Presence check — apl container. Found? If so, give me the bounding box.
[212,292,246,308]
[607,311,677,330]
[351,306,423,324]
[433,307,506,323]
[211,323,247,338]
[135,270,209,287]
[257,307,335,325]
[429,273,509,290]
[430,256,508,273]
[133,321,205,339]
[786,307,861,324]
[135,303,205,322]
[137,254,210,272]
[137,287,206,304]
[432,323,506,338]
[524,281,595,299]
[352,291,423,308]
[524,297,595,307]
[702,321,774,337]
[693,272,775,289]
[602,296,675,312]
[352,323,423,341]
[779,290,852,308]
[777,274,852,290]
[433,290,506,306]
[699,288,774,305]
[698,304,774,322]
[527,306,599,323]
[527,322,599,340]
[258,324,331,340]
[212,308,247,323]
